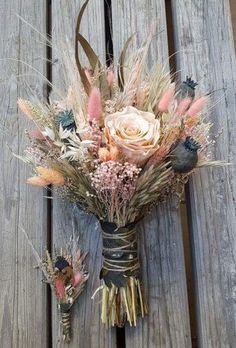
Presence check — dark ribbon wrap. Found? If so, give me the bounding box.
[99,221,140,288]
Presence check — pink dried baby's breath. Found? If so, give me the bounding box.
[91,161,141,202]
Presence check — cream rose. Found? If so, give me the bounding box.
[105,106,160,165]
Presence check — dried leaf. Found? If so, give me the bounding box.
[118,33,135,91]
[75,0,91,94]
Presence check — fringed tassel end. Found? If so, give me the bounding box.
[100,277,147,328]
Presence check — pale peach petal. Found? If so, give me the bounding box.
[104,106,160,165]
[109,146,119,161]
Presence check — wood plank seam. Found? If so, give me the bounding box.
[46,0,53,347]
[51,1,116,346]
[171,1,236,347]
[103,1,127,346]
[0,1,48,346]
[165,1,198,346]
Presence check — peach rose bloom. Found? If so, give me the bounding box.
[105,106,160,165]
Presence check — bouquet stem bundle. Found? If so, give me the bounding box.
[99,221,147,326]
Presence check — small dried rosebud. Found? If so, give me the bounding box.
[109,146,119,161]
[98,147,110,162]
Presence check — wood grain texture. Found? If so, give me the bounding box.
[0,1,48,347]
[172,1,236,347]
[230,0,236,50]
[51,1,116,347]
[112,1,192,347]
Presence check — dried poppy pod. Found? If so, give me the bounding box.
[179,76,198,99]
[170,136,201,173]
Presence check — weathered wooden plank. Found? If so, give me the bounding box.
[172,1,236,347]
[0,1,48,347]
[111,1,192,347]
[51,1,116,347]
[230,0,236,49]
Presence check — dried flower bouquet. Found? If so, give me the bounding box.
[18,0,221,328]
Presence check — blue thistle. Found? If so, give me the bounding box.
[56,109,76,131]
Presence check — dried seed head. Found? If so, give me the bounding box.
[179,76,198,99]
[158,83,176,112]
[87,87,103,122]
[27,176,49,186]
[36,166,65,186]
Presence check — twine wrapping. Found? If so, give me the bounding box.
[100,221,140,288]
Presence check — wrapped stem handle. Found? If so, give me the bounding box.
[98,221,147,327]
[100,221,140,287]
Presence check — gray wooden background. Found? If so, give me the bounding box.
[0,0,236,347]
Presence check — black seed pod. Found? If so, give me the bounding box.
[56,109,76,131]
[55,256,70,271]
[170,136,201,173]
[179,76,198,99]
